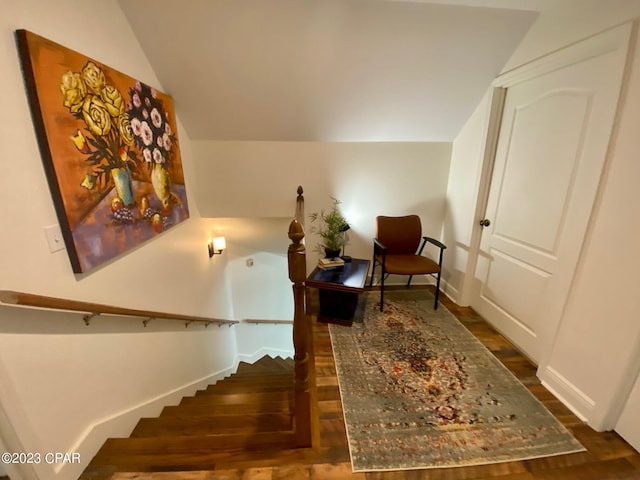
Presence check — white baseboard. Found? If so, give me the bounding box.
[440,279,460,305]
[58,363,237,480]
[237,347,294,364]
[540,365,594,424]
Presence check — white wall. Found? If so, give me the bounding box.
[0,2,239,479]
[191,141,453,276]
[228,251,293,323]
[446,0,640,433]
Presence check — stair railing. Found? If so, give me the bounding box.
[288,186,319,448]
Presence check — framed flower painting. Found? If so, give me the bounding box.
[16,30,190,274]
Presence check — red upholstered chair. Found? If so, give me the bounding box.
[368,215,446,310]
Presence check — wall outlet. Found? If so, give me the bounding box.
[44,224,65,253]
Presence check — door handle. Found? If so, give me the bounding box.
[479,219,491,227]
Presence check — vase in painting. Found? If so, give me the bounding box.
[110,167,135,206]
[151,162,172,213]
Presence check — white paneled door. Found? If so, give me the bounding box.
[472,26,630,364]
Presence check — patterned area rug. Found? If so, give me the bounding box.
[329,290,585,472]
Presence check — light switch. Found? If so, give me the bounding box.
[44,224,65,253]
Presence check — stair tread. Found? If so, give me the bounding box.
[88,432,349,473]
[197,382,292,395]
[221,372,293,382]
[93,431,297,461]
[180,390,291,406]
[132,413,292,437]
[220,380,293,389]
[235,365,293,376]
[161,402,291,416]
[235,356,293,375]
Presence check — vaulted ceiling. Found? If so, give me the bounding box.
[119,0,546,142]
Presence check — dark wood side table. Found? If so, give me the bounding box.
[306,258,370,323]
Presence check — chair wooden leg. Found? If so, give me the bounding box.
[407,275,413,287]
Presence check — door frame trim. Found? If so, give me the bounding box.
[495,23,633,89]
[458,87,505,306]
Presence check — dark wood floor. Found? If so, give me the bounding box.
[108,286,640,480]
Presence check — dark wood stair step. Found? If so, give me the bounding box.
[179,390,291,407]
[235,356,292,375]
[224,369,293,379]
[93,431,297,462]
[256,355,292,370]
[197,380,293,395]
[88,433,349,473]
[204,375,293,391]
[131,413,292,437]
[234,364,291,376]
[161,400,291,416]
[271,356,294,371]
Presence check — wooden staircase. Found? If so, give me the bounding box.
[81,355,311,478]
[80,189,331,479]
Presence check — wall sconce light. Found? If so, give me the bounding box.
[208,236,226,257]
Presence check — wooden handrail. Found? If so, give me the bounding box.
[243,319,293,325]
[0,290,238,327]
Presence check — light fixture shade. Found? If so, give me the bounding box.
[208,236,226,257]
[213,236,226,251]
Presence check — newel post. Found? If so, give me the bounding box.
[288,218,319,448]
[295,185,305,226]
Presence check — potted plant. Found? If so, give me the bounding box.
[309,197,350,258]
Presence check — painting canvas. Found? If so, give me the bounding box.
[16,30,190,274]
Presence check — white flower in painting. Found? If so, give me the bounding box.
[132,91,141,108]
[150,108,163,129]
[163,133,172,152]
[130,117,142,136]
[152,147,165,164]
[140,121,153,146]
